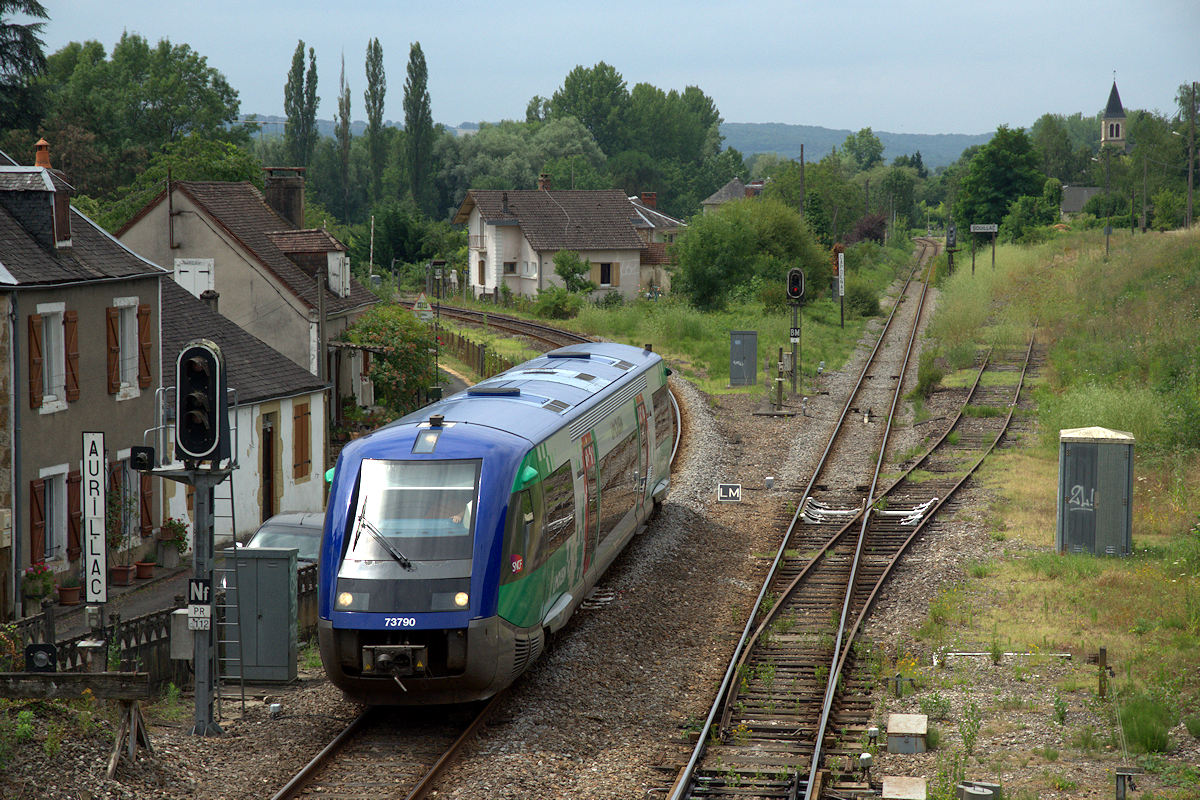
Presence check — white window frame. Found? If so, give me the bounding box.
[599,262,614,287]
[114,452,138,544]
[36,301,67,414]
[114,296,140,401]
[39,463,69,561]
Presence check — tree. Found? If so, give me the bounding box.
[0,0,48,128]
[340,304,435,414]
[336,53,352,220]
[363,37,386,201]
[842,127,884,172]
[672,197,827,311]
[403,41,435,215]
[549,62,630,156]
[553,250,596,293]
[954,125,1043,228]
[525,94,549,123]
[284,40,318,167]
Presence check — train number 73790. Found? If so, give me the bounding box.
[384,617,417,628]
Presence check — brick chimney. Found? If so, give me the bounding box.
[263,166,306,228]
[200,289,219,313]
[641,191,657,209]
[537,173,551,191]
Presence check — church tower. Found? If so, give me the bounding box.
[1101,80,1126,151]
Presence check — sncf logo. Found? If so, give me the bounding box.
[511,555,524,574]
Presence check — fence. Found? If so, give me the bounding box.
[8,561,322,688]
[439,328,517,380]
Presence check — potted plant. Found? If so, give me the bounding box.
[134,555,156,580]
[57,573,82,605]
[22,562,53,602]
[106,489,135,585]
[158,516,189,568]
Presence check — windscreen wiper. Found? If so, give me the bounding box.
[354,501,414,571]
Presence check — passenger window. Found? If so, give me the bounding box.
[502,486,543,583]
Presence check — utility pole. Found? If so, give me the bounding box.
[1188,82,1196,228]
[799,144,805,218]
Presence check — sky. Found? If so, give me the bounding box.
[27,0,1200,136]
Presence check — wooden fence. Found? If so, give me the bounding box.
[439,328,517,380]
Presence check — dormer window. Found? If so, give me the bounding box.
[327,251,350,298]
[53,191,71,247]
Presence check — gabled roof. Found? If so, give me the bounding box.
[453,189,646,252]
[119,181,374,315]
[641,242,671,266]
[1104,81,1126,119]
[161,280,327,404]
[702,177,747,206]
[266,228,347,254]
[628,196,686,230]
[0,168,166,287]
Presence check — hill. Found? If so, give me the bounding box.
[718,122,992,169]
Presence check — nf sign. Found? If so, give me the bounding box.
[83,433,107,603]
[188,579,212,631]
[717,484,742,502]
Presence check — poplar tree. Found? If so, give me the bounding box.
[336,53,352,219]
[364,37,386,201]
[283,40,319,167]
[403,41,435,215]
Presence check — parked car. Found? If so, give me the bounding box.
[243,511,325,563]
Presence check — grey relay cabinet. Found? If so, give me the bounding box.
[729,330,757,386]
[224,547,298,682]
[1056,426,1134,556]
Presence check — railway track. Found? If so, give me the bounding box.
[397,299,593,350]
[668,239,1036,799]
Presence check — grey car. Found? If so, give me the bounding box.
[243,511,325,563]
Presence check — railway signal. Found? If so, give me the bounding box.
[785,269,805,394]
[175,340,226,462]
[786,268,805,300]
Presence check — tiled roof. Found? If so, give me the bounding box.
[641,241,671,266]
[266,228,346,253]
[455,189,646,252]
[167,181,374,315]
[702,178,747,206]
[628,197,687,230]
[1104,82,1126,119]
[0,194,166,287]
[161,280,327,404]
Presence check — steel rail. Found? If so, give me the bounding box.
[269,707,376,800]
[403,692,506,800]
[668,238,938,800]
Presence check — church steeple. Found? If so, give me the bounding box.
[1101,80,1126,150]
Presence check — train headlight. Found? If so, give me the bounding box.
[454,592,469,608]
[336,591,355,609]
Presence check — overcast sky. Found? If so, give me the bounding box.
[29,0,1200,136]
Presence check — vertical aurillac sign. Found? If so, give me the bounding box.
[83,432,107,603]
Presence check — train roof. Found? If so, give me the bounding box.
[389,341,663,444]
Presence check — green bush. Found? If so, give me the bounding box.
[1119,691,1176,753]
[844,275,881,317]
[913,350,944,398]
[594,291,624,310]
[1184,714,1200,739]
[532,286,585,319]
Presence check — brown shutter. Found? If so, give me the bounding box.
[29,479,45,564]
[28,314,43,408]
[67,470,82,561]
[106,306,120,394]
[139,472,153,537]
[137,304,152,388]
[589,261,600,285]
[361,350,370,377]
[611,263,620,287]
[64,310,80,402]
[292,402,311,480]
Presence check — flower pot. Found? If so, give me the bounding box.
[134,561,155,580]
[58,584,82,605]
[158,542,180,569]
[109,564,135,586]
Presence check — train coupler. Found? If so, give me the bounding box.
[362,644,429,678]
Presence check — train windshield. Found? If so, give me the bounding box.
[344,459,480,564]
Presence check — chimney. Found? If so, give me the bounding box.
[199,289,219,313]
[502,191,509,214]
[0,138,72,250]
[641,191,656,209]
[263,166,306,228]
[537,173,551,191]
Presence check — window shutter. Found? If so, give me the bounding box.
[137,304,152,388]
[106,306,120,394]
[361,350,370,377]
[589,262,600,285]
[611,263,620,287]
[67,470,82,561]
[140,472,153,537]
[292,402,311,480]
[28,314,43,409]
[64,310,80,402]
[29,479,45,564]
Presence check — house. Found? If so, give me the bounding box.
[701,177,767,213]
[452,176,648,301]
[629,192,685,294]
[159,281,328,543]
[1061,185,1103,217]
[0,141,167,619]
[116,168,377,421]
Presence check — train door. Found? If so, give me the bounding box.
[635,394,650,506]
[580,432,598,572]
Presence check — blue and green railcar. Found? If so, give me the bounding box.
[317,342,674,704]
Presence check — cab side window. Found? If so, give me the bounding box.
[502,485,543,584]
